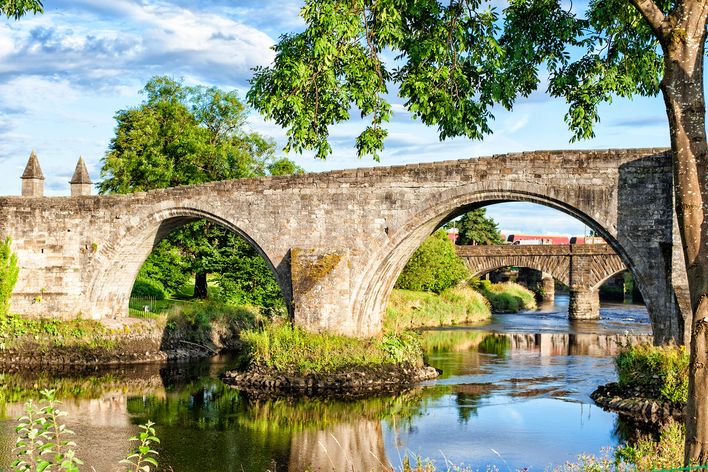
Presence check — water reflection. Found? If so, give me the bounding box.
[0,299,654,471]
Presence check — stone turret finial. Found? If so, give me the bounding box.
[70,156,93,196]
[21,150,45,197]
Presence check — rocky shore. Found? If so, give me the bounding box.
[222,363,440,398]
[591,382,684,423]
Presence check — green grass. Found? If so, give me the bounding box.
[239,322,423,375]
[615,343,689,403]
[385,287,491,332]
[472,280,537,313]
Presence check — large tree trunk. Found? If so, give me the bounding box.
[194,272,209,299]
[658,5,708,464]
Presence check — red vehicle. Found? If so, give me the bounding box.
[570,236,605,244]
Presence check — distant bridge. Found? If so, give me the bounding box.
[456,244,628,319]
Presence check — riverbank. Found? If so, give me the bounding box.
[472,280,537,312]
[384,286,491,331]
[0,301,261,366]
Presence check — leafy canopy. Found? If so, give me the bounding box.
[101,76,296,307]
[450,208,504,245]
[248,0,665,160]
[395,230,469,293]
[1,0,43,19]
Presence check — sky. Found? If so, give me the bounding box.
[0,0,675,236]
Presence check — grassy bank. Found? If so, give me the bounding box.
[615,343,689,403]
[472,280,537,312]
[385,287,491,332]
[239,322,423,375]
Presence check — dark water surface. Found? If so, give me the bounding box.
[0,295,652,471]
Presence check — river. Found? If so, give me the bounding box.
[0,295,652,471]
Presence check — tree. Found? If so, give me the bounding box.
[395,230,469,293]
[452,208,504,245]
[100,76,285,304]
[248,0,707,461]
[1,0,42,19]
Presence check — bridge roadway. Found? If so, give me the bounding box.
[0,148,691,344]
[456,243,628,319]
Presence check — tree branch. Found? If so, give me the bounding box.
[628,0,669,42]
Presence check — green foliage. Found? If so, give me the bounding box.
[13,389,160,471]
[136,242,189,296]
[385,287,491,332]
[99,76,287,308]
[395,230,469,293]
[119,421,160,472]
[615,343,689,403]
[131,278,166,300]
[248,0,668,157]
[451,209,504,245]
[13,389,83,472]
[471,279,537,312]
[239,323,423,374]
[614,419,684,471]
[1,0,43,19]
[267,157,305,176]
[0,236,19,318]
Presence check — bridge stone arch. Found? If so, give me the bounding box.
[0,148,689,345]
[352,156,683,344]
[87,206,290,320]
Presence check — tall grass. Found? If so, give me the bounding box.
[385,287,491,332]
[472,280,537,313]
[239,323,423,374]
[615,343,689,403]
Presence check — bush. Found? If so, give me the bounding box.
[471,279,537,312]
[385,287,491,331]
[239,323,423,374]
[131,278,167,300]
[137,241,190,295]
[396,230,469,293]
[0,236,19,318]
[615,343,689,403]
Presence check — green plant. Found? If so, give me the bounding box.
[13,389,84,471]
[120,421,160,471]
[239,322,423,375]
[13,389,160,471]
[395,230,469,294]
[615,344,689,403]
[0,236,19,318]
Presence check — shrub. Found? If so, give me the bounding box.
[396,230,469,293]
[131,277,167,300]
[239,323,423,374]
[615,343,689,403]
[0,236,19,318]
[471,279,537,312]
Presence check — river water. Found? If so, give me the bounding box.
[0,295,652,471]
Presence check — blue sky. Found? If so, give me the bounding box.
[0,0,674,236]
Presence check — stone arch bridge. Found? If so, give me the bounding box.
[456,244,628,319]
[0,148,690,344]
